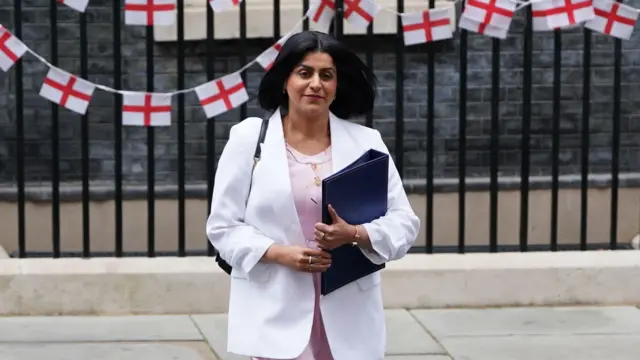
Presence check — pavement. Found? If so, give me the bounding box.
[0,306,639,360]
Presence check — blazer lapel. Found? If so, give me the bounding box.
[329,112,362,175]
[259,109,306,244]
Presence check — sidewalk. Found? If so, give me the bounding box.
[0,306,639,359]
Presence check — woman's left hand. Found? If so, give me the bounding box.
[314,204,357,250]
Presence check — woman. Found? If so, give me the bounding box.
[206,30,420,360]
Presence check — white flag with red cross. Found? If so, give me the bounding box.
[256,35,290,71]
[57,0,90,12]
[584,0,639,40]
[531,0,595,29]
[195,72,249,119]
[462,0,517,29]
[122,92,172,127]
[306,0,336,33]
[343,0,381,29]
[0,25,27,72]
[125,0,176,26]
[208,0,242,12]
[401,8,454,46]
[39,67,95,115]
[458,13,509,38]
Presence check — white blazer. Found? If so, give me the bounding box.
[206,108,420,360]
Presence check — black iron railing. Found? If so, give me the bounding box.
[0,0,631,258]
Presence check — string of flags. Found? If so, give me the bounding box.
[1,0,639,127]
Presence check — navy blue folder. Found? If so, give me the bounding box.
[320,149,389,295]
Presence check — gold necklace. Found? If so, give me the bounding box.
[286,145,330,186]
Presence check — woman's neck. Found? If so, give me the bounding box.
[284,108,330,140]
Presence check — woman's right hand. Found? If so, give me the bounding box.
[264,244,332,273]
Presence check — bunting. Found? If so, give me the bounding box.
[39,68,96,115]
[0,25,27,72]
[584,0,639,39]
[195,73,250,119]
[122,92,173,127]
[1,0,639,127]
[124,0,177,26]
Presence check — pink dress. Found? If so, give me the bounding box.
[252,143,335,360]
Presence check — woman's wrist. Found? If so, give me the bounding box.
[352,224,373,251]
[352,224,360,242]
[263,243,285,264]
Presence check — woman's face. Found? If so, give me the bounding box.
[284,51,337,117]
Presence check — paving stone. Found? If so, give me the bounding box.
[385,309,446,355]
[385,356,452,360]
[0,245,9,258]
[0,315,203,342]
[191,314,246,360]
[439,334,640,360]
[411,306,640,338]
[0,342,219,360]
[194,310,447,358]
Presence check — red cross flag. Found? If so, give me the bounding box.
[39,68,95,115]
[122,92,172,127]
[0,25,27,72]
[462,0,517,30]
[57,0,90,12]
[209,0,242,12]
[459,13,509,38]
[401,9,454,46]
[306,0,336,33]
[531,0,595,29]
[343,0,381,29]
[256,35,290,71]
[584,0,639,40]
[195,72,249,118]
[125,0,176,26]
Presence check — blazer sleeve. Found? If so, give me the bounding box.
[359,130,421,265]
[205,119,276,276]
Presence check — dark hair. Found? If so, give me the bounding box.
[257,31,378,120]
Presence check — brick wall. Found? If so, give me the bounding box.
[1,1,639,193]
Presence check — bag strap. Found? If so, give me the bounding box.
[246,118,269,200]
[252,118,269,170]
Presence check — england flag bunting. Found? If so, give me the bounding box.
[584,0,639,40]
[122,92,172,127]
[209,0,243,13]
[125,0,176,26]
[57,0,90,13]
[306,0,336,33]
[343,0,381,29]
[195,72,249,119]
[462,0,517,31]
[401,9,454,46]
[39,67,96,115]
[459,14,510,38]
[256,35,291,71]
[0,25,27,72]
[531,0,595,29]
[3,0,640,126]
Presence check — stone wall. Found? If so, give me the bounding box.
[1,0,639,193]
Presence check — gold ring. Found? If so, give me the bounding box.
[308,256,312,264]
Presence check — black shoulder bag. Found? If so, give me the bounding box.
[215,118,269,275]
